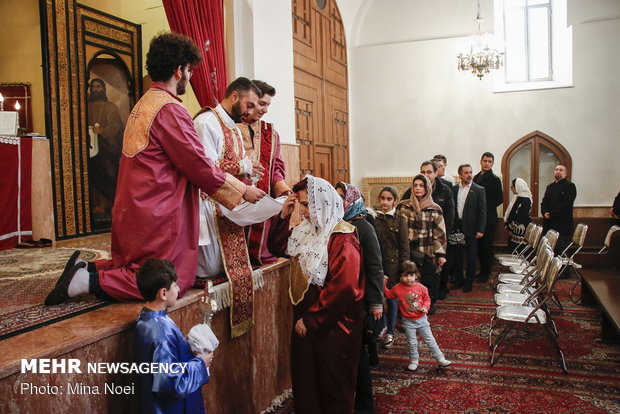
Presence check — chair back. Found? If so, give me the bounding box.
[544,230,559,251]
[572,223,588,248]
[530,225,544,249]
[537,247,554,286]
[602,225,620,252]
[523,223,536,243]
[545,256,563,294]
[535,236,549,260]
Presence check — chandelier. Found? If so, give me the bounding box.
[457,0,504,80]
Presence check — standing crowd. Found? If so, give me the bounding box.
[43,32,584,413]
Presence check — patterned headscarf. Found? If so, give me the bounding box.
[286,175,344,287]
[407,175,436,218]
[338,182,367,220]
[399,174,442,240]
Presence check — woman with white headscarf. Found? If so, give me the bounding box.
[504,178,533,250]
[268,175,365,414]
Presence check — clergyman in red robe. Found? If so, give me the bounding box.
[237,80,291,266]
[45,32,265,306]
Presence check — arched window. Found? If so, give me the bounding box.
[501,130,571,216]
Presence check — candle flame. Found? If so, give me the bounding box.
[15,101,20,110]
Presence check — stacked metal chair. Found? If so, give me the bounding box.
[489,251,567,373]
[495,222,537,262]
[488,239,554,344]
[495,231,558,289]
[491,225,543,288]
[508,229,559,274]
[497,224,543,268]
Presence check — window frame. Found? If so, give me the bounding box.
[493,0,573,92]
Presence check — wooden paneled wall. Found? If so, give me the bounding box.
[292,0,349,185]
[282,143,301,188]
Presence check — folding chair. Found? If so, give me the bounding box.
[489,245,553,345]
[567,225,618,304]
[495,222,537,261]
[509,230,558,274]
[495,242,553,294]
[494,247,554,307]
[494,235,550,288]
[490,256,567,373]
[499,225,543,267]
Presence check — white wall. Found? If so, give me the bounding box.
[227,0,296,144]
[348,0,620,207]
[252,0,296,144]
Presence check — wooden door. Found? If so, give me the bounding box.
[292,0,349,185]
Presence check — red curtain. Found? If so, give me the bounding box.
[162,0,228,107]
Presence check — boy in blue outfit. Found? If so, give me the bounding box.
[135,258,213,414]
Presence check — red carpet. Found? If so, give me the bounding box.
[264,279,620,413]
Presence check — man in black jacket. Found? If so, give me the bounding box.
[473,152,503,283]
[541,164,577,275]
[421,160,455,300]
[452,164,487,292]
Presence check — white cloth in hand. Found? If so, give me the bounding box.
[187,323,219,354]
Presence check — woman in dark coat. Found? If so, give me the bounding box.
[504,178,532,251]
[373,186,409,347]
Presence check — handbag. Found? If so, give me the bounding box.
[410,249,427,266]
[448,232,466,246]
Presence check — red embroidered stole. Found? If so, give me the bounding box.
[246,121,276,265]
[209,108,254,338]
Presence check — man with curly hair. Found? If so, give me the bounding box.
[45,32,265,306]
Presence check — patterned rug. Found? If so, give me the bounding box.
[264,279,620,413]
[0,247,111,340]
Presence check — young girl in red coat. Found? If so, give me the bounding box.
[384,261,451,371]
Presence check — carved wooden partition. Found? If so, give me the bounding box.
[40,1,141,238]
[292,0,349,184]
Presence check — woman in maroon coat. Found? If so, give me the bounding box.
[269,175,365,414]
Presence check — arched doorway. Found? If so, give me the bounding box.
[501,130,572,216]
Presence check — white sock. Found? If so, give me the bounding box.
[68,267,90,297]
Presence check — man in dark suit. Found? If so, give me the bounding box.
[541,164,577,278]
[473,152,503,283]
[452,164,487,292]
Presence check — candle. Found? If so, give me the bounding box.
[0,93,3,111]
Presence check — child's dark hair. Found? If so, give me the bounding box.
[137,258,178,301]
[379,186,398,200]
[401,260,420,277]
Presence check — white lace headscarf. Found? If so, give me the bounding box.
[286,175,344,287]
[504,177,533,221]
